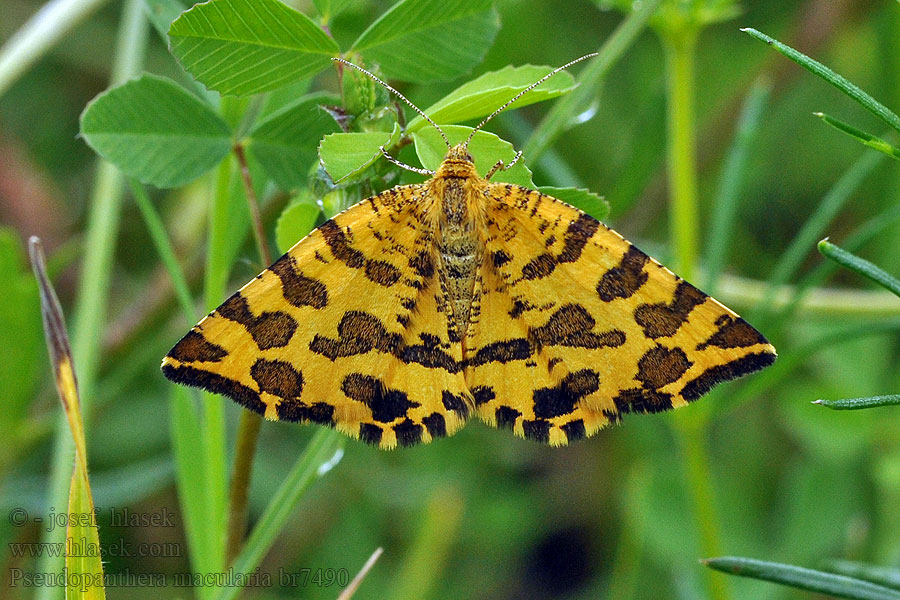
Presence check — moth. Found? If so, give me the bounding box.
[162,57,775,449]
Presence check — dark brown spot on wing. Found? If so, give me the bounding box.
[422,413,447,439]
[561,419,586,442]
[533,369,601,419]
[529,304,626,349]
[469,338,533,366]
[251,359,303,398]
[409,250,434,278]
[269,255,328,309]
[341,373,420,423]
[697,315,769,350]
[634,281,707,338]
[613,388,673,414]
[319,219,365,268]
[218,293,297,350]
[365,259,402,286]
[636,346,692,390]
[359,423,383,446]
[472,385,495,406]
[522,253,556,280]
[441,390,471,418]
[167,330,228,363]
[597,245,649,301]
[680,352,776,401]
[558,214,599,263]
[276,401,335,425]
[162,364,265,414]
[496,406,521,429]
[393,418,423,446]
[523,419,552,443]
[398,334,458,372]
[492,250,511,268]
[310,311,401,359]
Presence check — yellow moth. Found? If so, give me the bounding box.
[162,56,775,449]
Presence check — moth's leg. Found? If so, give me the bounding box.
[485,150,523,180]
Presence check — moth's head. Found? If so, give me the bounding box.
[434,144,478,179]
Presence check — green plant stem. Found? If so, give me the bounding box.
[662,29,699,279]
[522,0,663,162]
[0,0,112,98]
[128,178,195,321]
[224,141,271,565]
[37,2,146,597]
[660,23,729,600]
[214,429,345,600]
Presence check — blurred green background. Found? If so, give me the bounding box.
[3,0,900,598]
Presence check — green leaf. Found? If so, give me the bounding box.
[813,395,900,410]
[169,0,339,96]
[142,0,188,38]
[407,65,576,133]
[351,0,499,83]
[818,239,900,298]
[80,74,232,188]
[413,124,534,187]
[703,556,900,600]
[67,470,106,599]
[743,28,900,134]
[814,113,900,161]
[276,193,322,254]
[247,92,341,190]
[318,123,401,182]
[538,186,609,221]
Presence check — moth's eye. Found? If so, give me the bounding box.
[465,152,474,162]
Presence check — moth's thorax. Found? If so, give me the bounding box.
[430,148,486,343]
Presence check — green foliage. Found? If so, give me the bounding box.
[8,0,900,599]
[168,0,339,96]
[80,74,232,187]
[350,0,499,82]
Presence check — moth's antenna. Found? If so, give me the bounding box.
[464,53,599,148]
[333,57,451,150]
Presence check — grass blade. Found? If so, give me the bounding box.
[818,239,900,297]
[213,428,345,600]
[813,395,900,410]
[814,113,900,160]
[704,556,900,600]
[822,560,900,591]
[743,28,900,134]
[29,237,106,599]
[704,77,771,293]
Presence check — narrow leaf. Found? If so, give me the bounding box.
[169,0,339,96]
[538,186,609,221]
[743,28,900,134]
[413,125,534,187]
[814,113,900,160]
[703,556,900,600]
[813,395,900,410]
[351,0,499,83]
[822,560,900,591]
[80,74,232,188]
[818,239,900,298]
[318,124,401,182]
[213,429,345,600]
[29,237,106,599]
[247,92,341,190]
[408,65,576,132]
